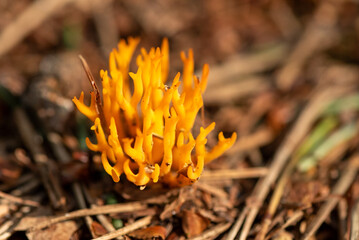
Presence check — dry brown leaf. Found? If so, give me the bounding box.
[127,226,167,240]
[91,221,108,237]
[181,209,210,238]
[0,156,22,181]
[26,220,78,240]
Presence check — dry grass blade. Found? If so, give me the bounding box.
[30,201,146,231]
[48,131,103,237]
[281,210,304,230]
[204,75,270,104]
[47,130,118,237]
[92,216,152,240]
[226,207,249,240]
[301,154,359,240]
[188,222,232,240]
[234,86,352,240]
[256,116,339,240]
[79,55,108,136]
[227,128,274,155]
[204,43,288,89]
[13,108,66,209]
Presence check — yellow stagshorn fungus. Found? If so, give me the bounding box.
[73,37,237,187]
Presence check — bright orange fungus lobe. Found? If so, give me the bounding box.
[73,37,237,187]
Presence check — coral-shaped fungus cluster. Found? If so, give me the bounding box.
[73,38,237,188]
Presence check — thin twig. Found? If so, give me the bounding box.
[264,211,304,240]
[234,86,351,240]
[79,55,108,136]
[0,194,43,239]
[195,182,228,199]
[226,207,249,240]
[9,178,40,197]
[160,187,191,220]
[30,201,146,231]
[302,154,359,240]
[255,116,339,240]
[82,185,118,234]
[72,183,96,238]
[338,199,347,240]
[92,216,152,240]
[47,132,72,164]
[0,173,34,192]
[349,199,359,240]
[188,222,232,240]
[200,167,268,181]
[0,191,40,207]
[281,211,304,230]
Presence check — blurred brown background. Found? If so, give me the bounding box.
[1,0,359,132]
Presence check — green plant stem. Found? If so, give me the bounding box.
[298,122,358,172]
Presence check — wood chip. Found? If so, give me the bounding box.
[182,210,210,238]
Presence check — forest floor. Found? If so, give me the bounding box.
[1,0,359,239]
